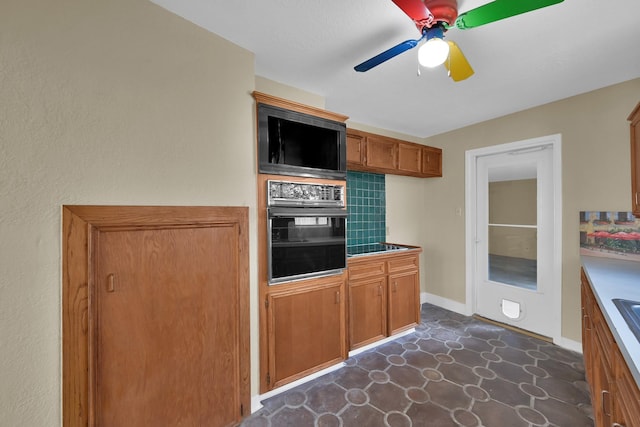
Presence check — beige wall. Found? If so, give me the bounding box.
[0,0,258,425]
[421,78,640,343]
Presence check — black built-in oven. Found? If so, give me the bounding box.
[267,180,346,284]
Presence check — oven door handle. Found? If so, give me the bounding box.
[268,207,348,218]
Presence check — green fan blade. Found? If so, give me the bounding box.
[455,0,564,30]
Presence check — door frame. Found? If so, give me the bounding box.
[464,134,563,343]
[62,205,250,427]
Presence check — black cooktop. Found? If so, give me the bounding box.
[347,243,408,257]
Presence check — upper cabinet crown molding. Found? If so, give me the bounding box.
[252,91,349,123]
[346,128,442,178]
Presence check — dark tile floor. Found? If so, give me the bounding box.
[241,303,593,427]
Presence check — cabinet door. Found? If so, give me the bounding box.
[397,142,422,175]
[365,135,397,171]
[388,270,420,335]
[614,347,640,427]
[593,300,616,427]
[267,279,345,389]
[421,147,442,177]
[629,102,640,215]
[346,131,365,168]
[349,276,387,350]
[580,274,595,388]
[592,341,614,427]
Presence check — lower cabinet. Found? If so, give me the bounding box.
[348,251,421,350]
[581,269,640,427]
[266,276,346,389]
[388,269,420,336]
[349,276,387,349]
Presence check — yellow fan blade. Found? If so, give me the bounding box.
[444,41,474,82]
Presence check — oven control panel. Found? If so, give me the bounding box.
[267,180,345,208]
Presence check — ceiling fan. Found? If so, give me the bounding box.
[354,0,564,81]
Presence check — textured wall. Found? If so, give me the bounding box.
[0,0,256,425]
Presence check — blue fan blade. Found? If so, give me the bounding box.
[354,38,421,72]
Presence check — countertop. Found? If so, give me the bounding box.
[581,255,640,387]
[346,242,422,258]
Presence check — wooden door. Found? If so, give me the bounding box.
[388,270,419,335]
[349,276,387,350]
[267,278,345,389]
[62,206,250,427]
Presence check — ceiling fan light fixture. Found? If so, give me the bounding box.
[418,37,449,68]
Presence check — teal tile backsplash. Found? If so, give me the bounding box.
[347,171,386,249]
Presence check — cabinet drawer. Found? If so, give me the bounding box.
[388,255,419,273]
[348,260,386,281]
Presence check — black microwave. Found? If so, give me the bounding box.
[257,103,347,180]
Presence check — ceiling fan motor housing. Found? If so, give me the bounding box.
[423,0,458,27]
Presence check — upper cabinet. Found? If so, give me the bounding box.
[346,128,442,178]
[629,102,640,216]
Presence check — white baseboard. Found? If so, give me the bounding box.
[250,361,345,413]
[421,292,468,315]
[555,336,583,354]
[348,328,415,358]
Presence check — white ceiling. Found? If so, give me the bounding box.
[151,0,640,138]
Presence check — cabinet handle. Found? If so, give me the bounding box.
[612,423,625,427]
[106,273,116,293]
[393,281,398,292]
[583,314,591,331]
[602,390,611,417]
[378,285,382,296]
[335,291,340,304]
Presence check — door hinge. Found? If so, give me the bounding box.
[266,373,271,386]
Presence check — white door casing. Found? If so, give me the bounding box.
[465,135,562,343]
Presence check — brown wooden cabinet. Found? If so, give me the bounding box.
[581,270,595,387]
[397,142,422,175]
[388,271,420,335]
[346,131,365,167]
[615,346,640,427]
[62,206,251,427]
[629,102,640,216]
[422,146,442,177]
[348,250,421,350]
[349,275,387,349]
[346,128,442,178]
[366,133,397,170]
[581,269,640,427]
[266,275,346,390]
